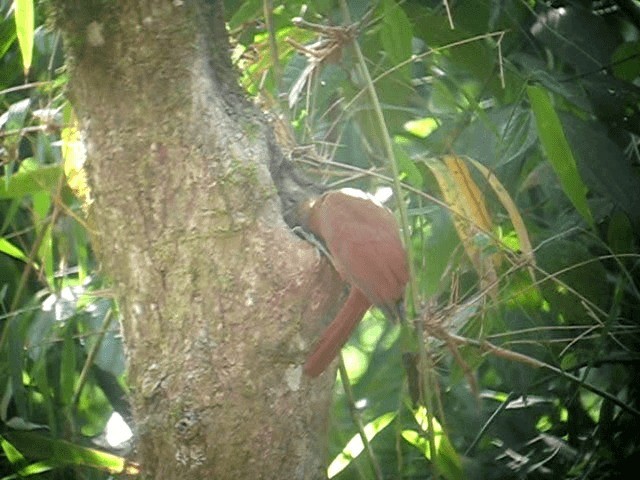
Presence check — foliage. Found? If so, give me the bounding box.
[229,0,640,478]
[1,0,639,479]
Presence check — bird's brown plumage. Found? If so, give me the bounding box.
[300,188,409,377]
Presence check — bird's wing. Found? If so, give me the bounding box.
[313,193,408,307]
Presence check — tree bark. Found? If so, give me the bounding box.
[50,1,342,478]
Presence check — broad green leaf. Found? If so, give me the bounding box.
[612,41,640,81]
[560,118,640,231]
[14,0,34,75]
[0,164,62,199]
[380,0,412,81]
[527,84,594,227]
[607,211,633,255]
[227,0,261,30]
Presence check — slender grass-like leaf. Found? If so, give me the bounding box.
[527,85,594,227]
[14,0,34,75]
[424,156,498,298]
[5,431,140,475]
[0,238,28,262]
[463,155,537,282]
[327,411,396,478]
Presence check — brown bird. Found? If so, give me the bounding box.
[298,188,409,377]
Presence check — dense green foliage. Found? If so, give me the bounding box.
[1,0,639,478]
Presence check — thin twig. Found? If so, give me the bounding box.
[338,356,384,480]
[71,307,115,409]
[439,330,640,418]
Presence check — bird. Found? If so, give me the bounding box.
[297,188,409,377]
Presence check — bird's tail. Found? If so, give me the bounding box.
[304,288,371,377]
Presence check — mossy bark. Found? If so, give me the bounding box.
[49,1,342,478]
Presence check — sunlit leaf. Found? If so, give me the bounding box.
[403,406,464,480]
[0,238,28,262]
[14,0,34,75]
[4,431,140,475]
[1,435,26,465]
[62,107,91,205]
[327,411,396,478]
[404,117,439,138]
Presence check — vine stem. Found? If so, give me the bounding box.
[338,356,384,480]
[337,1,438,475]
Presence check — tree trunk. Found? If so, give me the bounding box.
[50,1,341,478]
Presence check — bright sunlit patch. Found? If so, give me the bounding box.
[41,285,84,321]
[404,406,463,477]
[327,411,397,478]
[341,345,368,380]
[373,186,393,204]
[354,398,368,410]
[339,187,375,202]
[358,313,386,350]
[404,117,438,138]
[498,227,521,252]
[105,412,133,448]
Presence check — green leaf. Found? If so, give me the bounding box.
[0,164,62,199]
[18,461,55,476]
[0,435,26,466]
[404,117,439,139]
[560,118,640,230]
[607,211,633,255]
[227,0,261,30]
[527,84,594,227]
[60,325,76,406]
[14,0,34,75]
[611,41,640,81]
[327,411,397,478]
[0,238,28,262]
[8,319,28,419]
[32,190,54,285]
[0,13,17,58]
[380,0,413,81]
[403,407,465,480]
[4,431,139,475]
[393,142,423,188]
